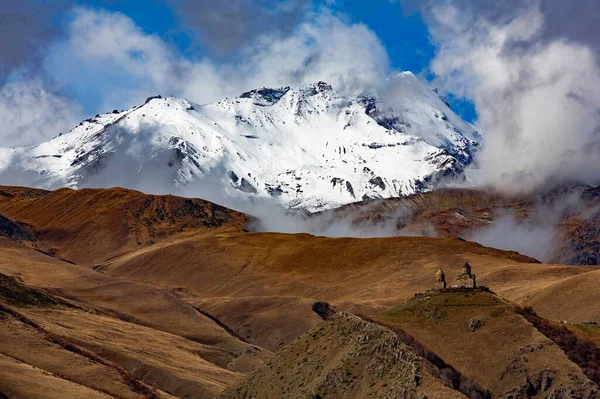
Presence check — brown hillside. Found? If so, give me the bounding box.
[368,290,598,398]
[325,186,600,265]
[524,268,600,323]
[0,186,249,265]
[0,237,268,398]
[1,185,598,398]
[219,311,467,399]
[0,353,115,399]
[324,188,512,237]
[100,230,596,352]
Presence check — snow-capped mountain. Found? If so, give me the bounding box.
[0,72,480,212]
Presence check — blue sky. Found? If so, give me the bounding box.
[81,0,435,69]
[77,0,477,122]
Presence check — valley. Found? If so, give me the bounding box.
[0,186,599,398]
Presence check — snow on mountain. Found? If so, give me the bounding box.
[0,72,480,212]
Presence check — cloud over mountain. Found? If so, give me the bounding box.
[406,0,600,191]
[0,3,389,147]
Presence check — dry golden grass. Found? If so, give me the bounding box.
[0,186,248,265]
[220,312,467,399]
[1,185,598,398]
[0,236,267,398]
[0,316,143,399]
[18,307,250,398]
[100,230,596,351]
[0,237,261,351]
[369,291,597,397]
[525,268,600,323]
[0,353,114,399]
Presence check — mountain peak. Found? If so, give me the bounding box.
[303,81,333,94]
[0,73,480,212]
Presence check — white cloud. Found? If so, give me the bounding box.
[43,7,389,112]
[44,7,182,112]
[428,2,600,192]
[0,78,81,147]
[0,6,390,148]
[230,13,390,97]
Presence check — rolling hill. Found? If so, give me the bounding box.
[1,185,599,398]
[368,290,598,398]
[219,310,467,399]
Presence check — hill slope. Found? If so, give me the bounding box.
[1,186,599,397]
[323,186,600,265]
[525,268,600,323]
[0,186,248,265]
[369,290,598,398]
[0,186,596,353]
[0,237,268,399]
[100,229,596,352]
[220,311,466,399]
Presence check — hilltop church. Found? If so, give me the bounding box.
[434,262,476,290]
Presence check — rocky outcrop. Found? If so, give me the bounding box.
[219,312,425,399]
[0,214,33,242]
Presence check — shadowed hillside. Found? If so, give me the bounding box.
[323,186,600,265]
[0,214,33,243]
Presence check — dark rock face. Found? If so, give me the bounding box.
[239,87,290,105]
[239,178,258,194]
[315,81,332,92]
[554,213,600,265]
[431,88,451,108]
[265,183,284,197]
[369,176,386,190]
[330,177,344,188]
[144,95,162,104]
[583,186,600,200]
[312,302,336,321]
[346,181,356,199]
[176,200,240,229]
[504,369,557,399]
[358,95,412,132]
[358,95,377,116]
[330,179,356,199]
[0,214,33,242]
[303,81,333,97]
[229,171,240,184]
[375,115,407,132]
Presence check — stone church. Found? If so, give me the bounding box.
[435,269,447,289]
[456,262,476,288]
[433,262,476,290]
